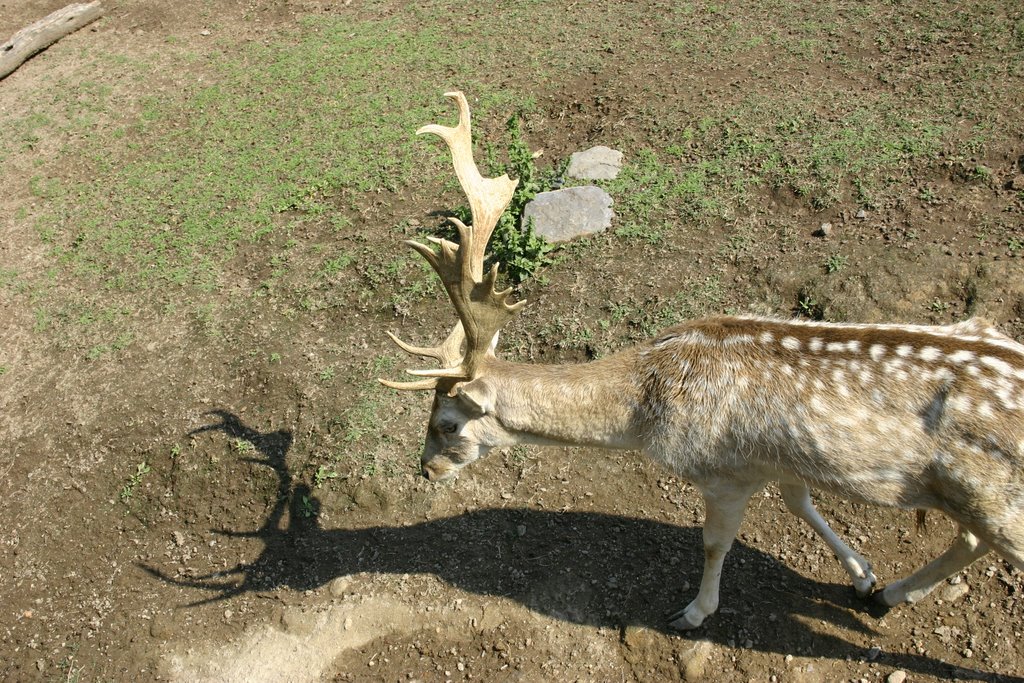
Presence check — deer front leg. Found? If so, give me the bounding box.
[779,483,877,597]
[876,526,988,607]
[669,479,762,630]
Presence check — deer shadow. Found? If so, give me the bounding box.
[142,410,1021,683]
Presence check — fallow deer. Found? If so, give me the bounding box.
[382,91,1024,629]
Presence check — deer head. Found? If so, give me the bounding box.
[381,91,527,481]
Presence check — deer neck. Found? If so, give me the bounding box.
[485,353,643,450]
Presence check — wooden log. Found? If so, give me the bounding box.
[0,2,103,81]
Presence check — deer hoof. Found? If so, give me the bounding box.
[872,585,903,608]
[668,607,705,631]
[853,570,878,598]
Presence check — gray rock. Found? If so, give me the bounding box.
[886,671,907,683]
[522,186,614,243]
[941,582,970,603]
[566,145,624,180]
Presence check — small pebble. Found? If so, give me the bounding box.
[856,209,868,219]
[887,669,907,683]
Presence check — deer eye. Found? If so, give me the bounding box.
[439,421,458,434]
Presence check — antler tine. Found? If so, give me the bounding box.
[416,91,518,279]
[385,325,464,366]
[378,377,440,391]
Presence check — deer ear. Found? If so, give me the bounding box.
[456,378,496,415]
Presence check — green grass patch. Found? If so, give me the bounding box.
[28,15,531,311]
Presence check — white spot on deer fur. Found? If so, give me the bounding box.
[895,344,913,358]
[759,331,775,344]
[948,395,972,413]
[826,342,845,352]
[782,364,794,376]
[781,336,800,351]
[883,358,905,375]
[981,355,1013,376]
[837,383,851,398]
[869,344,886,361]
[859,369,874,385]
[810,395,828,413]
[724,334,754,345]
[967,365,981,377]
[846,340,861,353]
[948,349,976,364]
[808,338,823,352]
[918,346,942,362]
[813,378,825,391]
[978,401,995,419]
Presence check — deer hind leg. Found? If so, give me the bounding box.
[779,483,877,597]
[876,525,989,607]
[669,479,762,630]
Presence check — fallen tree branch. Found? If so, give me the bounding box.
[0,1,103,81]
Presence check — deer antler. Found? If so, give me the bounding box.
[381,91,526,391]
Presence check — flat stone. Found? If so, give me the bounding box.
[566,145,623,180]
[941,582,970,603]
[521,186,614,243]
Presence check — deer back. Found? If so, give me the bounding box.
[636,316,1024,521]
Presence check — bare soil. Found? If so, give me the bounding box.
[1,2,1023,682]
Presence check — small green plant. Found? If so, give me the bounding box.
[317,365,336,383]
[928,298,949,313]
[824,253,848,273]
[232,439,255,455]
[1009,237,1023,256]
[269,352,282,363]
[297,494,317,518]
[313,465,339,487]
[796,291,824,320]
[119,461,151,504]
[0,366,7,376]
[967,165,992,183]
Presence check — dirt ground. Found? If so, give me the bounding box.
[2,1,1024,682]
